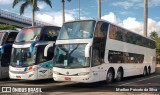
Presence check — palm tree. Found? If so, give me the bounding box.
[61,0,71,23]
[150,31,158,40]
[12,0,52,26]
[144,0,148,37]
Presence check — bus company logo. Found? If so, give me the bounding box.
[2,87,11,92]
[39,70,47,73]
[66,71,69,75]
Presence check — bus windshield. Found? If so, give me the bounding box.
[10,47,36,67]
[0,32,6,45]
[58,20,96,40]
[15,27,41,42]
[54,44,90,68]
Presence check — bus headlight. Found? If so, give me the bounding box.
[77,72,90,76]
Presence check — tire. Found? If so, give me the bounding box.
[116,69,123,82]
[106,70,114,84]
[143,67,147,76]
[148,67,151,75]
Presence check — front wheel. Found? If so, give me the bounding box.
[106,70,114,84]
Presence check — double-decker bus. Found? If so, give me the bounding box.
[9,26,60,80]
[0,30,18,79]
[53,19,156,83]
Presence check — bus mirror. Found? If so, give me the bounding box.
[44,42,55,57]
[85,43,92,57]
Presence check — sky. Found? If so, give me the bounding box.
[0,0,160,36]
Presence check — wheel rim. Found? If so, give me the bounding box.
[117,71,122,81]
[143,68,146,75]
[107,72,113,82]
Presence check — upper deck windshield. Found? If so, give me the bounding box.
[54,44,90,68]
[58,20,96,40]
[15,27,41,42]
[0,32,6,45]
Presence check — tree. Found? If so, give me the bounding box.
[12,0,52,26]
[150,31,158,40]
[150,31,160,64]
[0,24,16,30]
[150,31,160,49]
[61,0,71,23]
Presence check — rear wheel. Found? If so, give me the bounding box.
[116,69,123,82]
[148,67,151,75]
[106,70,114,84]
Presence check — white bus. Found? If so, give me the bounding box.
[0,30,18,79]
[53,19,156,83]
[9,26,60,80]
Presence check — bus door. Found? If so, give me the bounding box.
[91,22,109,81]
[36,44,54,79]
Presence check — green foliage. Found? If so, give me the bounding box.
[0,24,16,30]
[150,31,160,64]
[149,31,160,49]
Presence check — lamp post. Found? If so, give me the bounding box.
[78,0,80,19]
[62,0,65,23]
[98,0,101,19]
[144,0,148,37]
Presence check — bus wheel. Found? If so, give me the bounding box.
[116,69,123,82]
[143,67,147,76]
[148,67,151,75]
[106,70,114,84]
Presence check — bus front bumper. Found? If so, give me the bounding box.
[53,74,96,83]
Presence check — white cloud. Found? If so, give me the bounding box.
[35,9,76,26]
[101,12,160,36]
[122,17,160,36]
[36,11,160,36]
[101,12,118,23]
[122,17,143,34]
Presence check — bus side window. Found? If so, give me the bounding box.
[6,32,18,43]
[1,46,12,67]
[92,48,101,66]
[36,45,54,64]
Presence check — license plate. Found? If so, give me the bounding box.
[16,76,21,78]
[65,77,71,81]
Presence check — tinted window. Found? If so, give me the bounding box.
[36,45,54,64]
[109,24,156,49]
[6,32,18,43]
[41,27,59,41]
[108,50,144,63]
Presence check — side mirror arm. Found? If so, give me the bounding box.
[44,42,55,57]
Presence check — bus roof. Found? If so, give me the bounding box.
[64,19,155,42]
